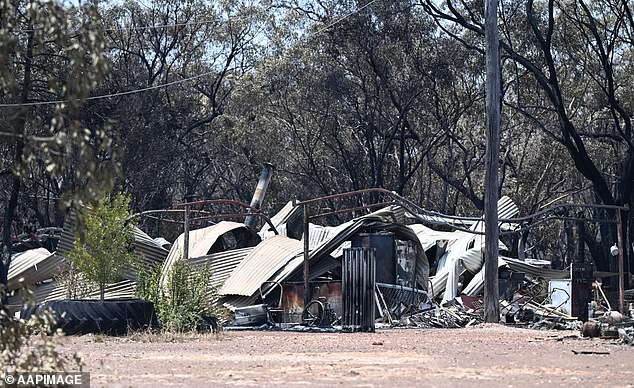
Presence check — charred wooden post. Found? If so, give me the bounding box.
[244,163,274,229]
[484,0,501,322]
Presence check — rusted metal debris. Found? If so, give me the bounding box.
[397,299,483,329]
[7,189,634,339]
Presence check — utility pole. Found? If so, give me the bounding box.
[484,0,501,323]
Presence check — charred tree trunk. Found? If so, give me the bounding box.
[1,174,21,305]
[1,31,33,306]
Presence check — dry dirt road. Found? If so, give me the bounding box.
[59,324,634,387]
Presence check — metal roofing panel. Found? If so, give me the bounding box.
[270,207,431,294]
[8,249,61,290]
[171,221,248,258]
[461,256,569,297]
[225,206,431,302]
[219,235,304,297]
[305,221,353,251]
[498,196,520,220]
[404,196,520,231]
[408,224,461,251]
[161,221,252,285]
[189,247,254,289]
[8,279,137,307]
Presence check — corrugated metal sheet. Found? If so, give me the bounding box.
[221,206,434,309]
[461,260,506,296]
[189,247,254,289]
[461,256,569,296]
[10,247,254,309]
[498,196,520,221]
[8,208,170,307]
[425,197,520,302]
[424,196,520,300]
[160,221,254,286]
[305,221,353,253]
[404,196,520,231]
[219,235,304,297]
[8,279,137,307]
[230,207,430,300]
[153,237,171,249]
[408,224,461,251]
[8,249,62,291]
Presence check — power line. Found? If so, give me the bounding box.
[310,0,381,37]
[0,0,383,108]
[0,70,217,107]
[12,17,253,34]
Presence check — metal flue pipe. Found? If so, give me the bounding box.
[244,163,274,229]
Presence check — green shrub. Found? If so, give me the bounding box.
[137,260,224,332]
[67,193,137,300]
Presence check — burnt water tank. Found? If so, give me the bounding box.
[351,232,395,284]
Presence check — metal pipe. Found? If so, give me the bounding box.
[191,214,278,235]
[308,202,392,220]
[183,202,190,262]
[131,202,279,233]
[303,202,310,310]
[297,187,396,206]
[129,209,213,220]
[245,163,275,229]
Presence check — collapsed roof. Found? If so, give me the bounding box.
[8,192,572,317]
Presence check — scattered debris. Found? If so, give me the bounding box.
[529,319,581,331]
[571,350,610,355]
[397,298,483,329]
[618,327,634,345]
[7,189,634,341]
[580,321,600,338]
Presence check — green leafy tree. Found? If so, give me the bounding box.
[0,0,111,305]
[68,193,137,300]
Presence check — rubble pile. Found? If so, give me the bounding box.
[400,300,482,329]
[579,309,634,343]
[619,327,634,345]
[5,188,634,341]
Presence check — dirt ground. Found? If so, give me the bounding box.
[59,324,634,387]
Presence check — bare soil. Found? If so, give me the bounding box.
[59,324,634,387]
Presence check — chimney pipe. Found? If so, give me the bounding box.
[244,162,274,229]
